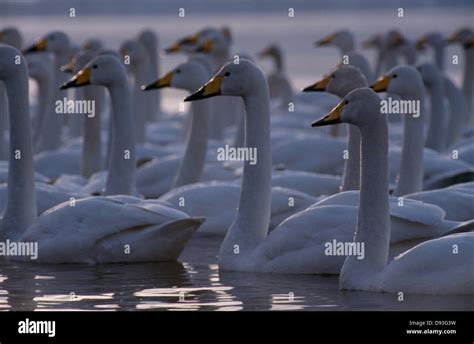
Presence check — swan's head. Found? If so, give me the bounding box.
[257,44,281,60]
[371,65,423,97]
[221,26,233,45]
[0,45,27,80]
[315,30,355,52]
[194,31,229,56]
[81,38,103,53]
[120,39,147,66]
[164,32,201,54]
[416,62,442,87]
[142,61,208,92]
[416,32,444,50]
[23,31,70,55]
[137,29,157,49]
[362,34,383,49]
[446,27,472,45]
[60,55,127,90]
[386,30,406,49]
[302,65,367,98]
[312,88,381,128]
[184,59,266,101]
[61,50,95,74]
[0,27,23,50]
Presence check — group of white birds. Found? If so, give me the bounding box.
[0,24,472,295]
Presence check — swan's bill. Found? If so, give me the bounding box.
[371,75,392,92]
[184,76,223,102]
[315,33,336,47]
[195,39,213,53]
[312,100,344,127]
[464,35,474,48]
[164,33,200,54]
[60,68,91,90]
[60,59,76,74]
[257,47,272,58]
[141,71,173,91]
[23,37,48,54]
[302,74,331,92]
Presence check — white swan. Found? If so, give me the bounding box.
[136,59,237,198]
[0,46,204,263]
[312,88,473,294]
[371,65,473,195]
[315,30,355,55]
[180,60,464,274]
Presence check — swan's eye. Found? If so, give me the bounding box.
[392,74,397,78]
[176,69,181,74]
[224,72,231,77]
[92,65,98,69]
[344,100,349,105]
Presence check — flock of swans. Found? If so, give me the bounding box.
[0,25,473,295]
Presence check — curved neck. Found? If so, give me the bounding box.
[341,116,390,278]
[221,83,272,257]
[2,67,37,240]
[395,90,425,196]
[273,52,284,73]
[425,78,446,152]
[105,81,136,195]
[173,97,210,187]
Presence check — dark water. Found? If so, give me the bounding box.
[0,236,472,311]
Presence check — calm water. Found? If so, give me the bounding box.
[1,236,472,311]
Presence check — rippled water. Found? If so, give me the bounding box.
[1,236,472,311]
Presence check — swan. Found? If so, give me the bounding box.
[257,44,294,107]
[303,65,473,224]
[181,60,462,273]
[371,65,473,195]
[0,46,204,263]
[312,88,473,294]
[137,59,237,198]
[416,32,445,71]
[386,30,417,66]
[443,74,469,149]
[81,38,103,53]
[315,30,355,56]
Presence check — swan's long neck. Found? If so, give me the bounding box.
[394,89,425,196]
[0,83,7,160]
[273,52,284,74]
[425,77,446,152]
[342,125,361,191]
[81,85,103,177]
[444,76,467,148]
[173,97,210,187]
[104,81,136,195]
[220,82,271,261]
[132,61,148,143]
[463,48,473,120]
[340,114,390,284]
[434,44,445,71]
[1,67,37,240]
[145,41,161,118]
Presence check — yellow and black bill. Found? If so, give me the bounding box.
[315,33,336,47]
[370,75,392,92]
[141,71,173,91]
[311,100,344,127]
[22,37,48,54]
[184,76,223,102]
[60,68,91,90]
[302,74,331,92]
